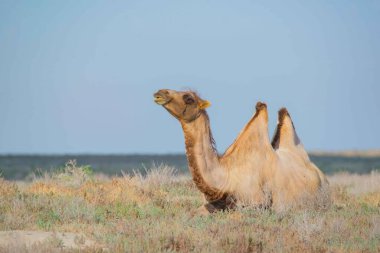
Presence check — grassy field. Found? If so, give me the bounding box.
[0,161,379,252]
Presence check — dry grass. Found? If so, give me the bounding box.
[0,161,379,252]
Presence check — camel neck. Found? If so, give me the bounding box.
[181,112,226,201]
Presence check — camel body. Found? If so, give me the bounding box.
[154,89,329,212]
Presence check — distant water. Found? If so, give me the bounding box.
[1,154,380,180]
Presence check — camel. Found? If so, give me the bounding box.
[153,89,329,213]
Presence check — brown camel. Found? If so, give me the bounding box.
[153,89,329,213]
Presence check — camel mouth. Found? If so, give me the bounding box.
[154,96,167,105]
[153,92,171,105]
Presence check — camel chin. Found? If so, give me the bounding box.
[154,89,330,213]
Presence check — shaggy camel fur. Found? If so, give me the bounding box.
[154,89,329,213]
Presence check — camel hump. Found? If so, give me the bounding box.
[255,101,267,111]
[271,108,301,149]
[278,108,289,121]
[253,101,268,123]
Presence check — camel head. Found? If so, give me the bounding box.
[153,89,211,122]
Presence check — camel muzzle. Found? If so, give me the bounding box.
[153,90,171,105]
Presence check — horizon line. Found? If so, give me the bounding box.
[0,149,380,158]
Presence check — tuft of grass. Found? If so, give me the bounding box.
[0,163,379,252]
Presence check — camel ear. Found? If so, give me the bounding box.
[198,100,211,110]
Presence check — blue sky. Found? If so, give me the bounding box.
[0,0,379,154]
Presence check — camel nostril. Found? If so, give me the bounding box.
[154,92,164,99]
[154,89,169,98]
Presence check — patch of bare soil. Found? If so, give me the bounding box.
[0,230,100,251]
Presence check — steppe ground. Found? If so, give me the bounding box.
[0,161,379,252]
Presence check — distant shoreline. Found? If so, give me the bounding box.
[1,152,379,180]
[309,150,380,158]
[0,150,380,158]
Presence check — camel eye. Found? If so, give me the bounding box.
[183,94,195,105]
